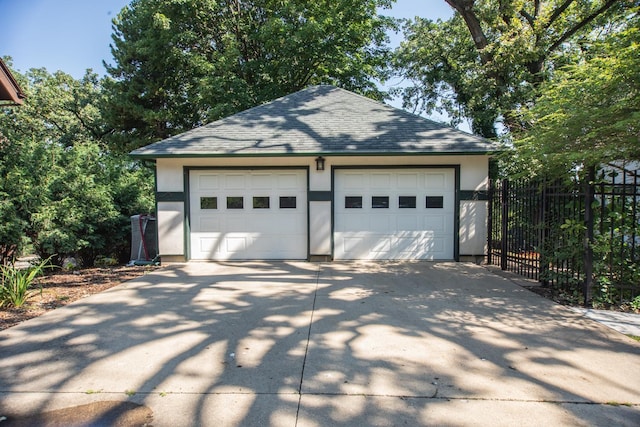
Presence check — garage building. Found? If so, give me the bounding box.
[130,85,498,262]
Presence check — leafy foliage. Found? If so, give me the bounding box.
[393,0,633,137]
[512,8,640,175]
[103,0,396,151]
[0,64,154,265]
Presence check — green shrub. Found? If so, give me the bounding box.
[0,192,26,259]
[1,68,154,267]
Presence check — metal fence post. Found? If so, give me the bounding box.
[539,182,548,285]
[487,180,494,265]
[501,179,509,270]
[583,166,595,305]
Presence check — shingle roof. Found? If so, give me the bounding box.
[130,85,498,158]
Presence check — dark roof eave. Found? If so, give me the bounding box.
[130,149,501,160]
[0,59,26,105]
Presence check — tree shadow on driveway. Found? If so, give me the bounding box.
[1,261,639,426]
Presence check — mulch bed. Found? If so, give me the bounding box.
[0,265,160,331]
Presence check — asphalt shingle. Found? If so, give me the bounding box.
[130,85,499,158]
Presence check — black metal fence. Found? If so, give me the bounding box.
[488,166,640,307]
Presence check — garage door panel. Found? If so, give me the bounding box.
[342,236,367,257]
[335,168,454,260]
[395,236,422,254]
[371,238,392,253]
[225,174,246,189]
[225,236,249,252]
[396,215,419,230]
[226,216,262,232]
[425,173,446,189]
[251,174,274,188]
[370,215,392,232]
[340,215,369,232]
[423,216,447,232]
[197,236,221,254]
[371,173,391,188]
[198,174,220,189]
[199,218,220,231]
[190,170,306,260]
[343,173,366,188]
[284,219,306,234]
[278,173,302,188]
[397,173,418,188]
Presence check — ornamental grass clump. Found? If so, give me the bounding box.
[0,257,55,308]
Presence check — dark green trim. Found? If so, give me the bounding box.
[132,151,498,160]
[156,191,185,202]
[308,191,332,202]
[459,190,489,201]
[332,164,461,171]
[330,170,336,260]
[186,165,310,171]
[453,167,461,262]
[183,168,191,261]
[153,166,159,260]
[306,169,311,260]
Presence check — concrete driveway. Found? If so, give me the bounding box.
[1,262,639,426]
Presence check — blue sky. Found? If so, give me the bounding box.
[0,0,454,78]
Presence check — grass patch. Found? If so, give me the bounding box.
[606,401,632,407]
[627,335,640,342]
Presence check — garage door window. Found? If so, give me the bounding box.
[253,196,270,209]
[426,196,444,208]
[345,196,363,208]
[279,196,297,209]
[399,196,416,208]
[200,197,217,209]
[372,196,389,208]
[227,196,244,209]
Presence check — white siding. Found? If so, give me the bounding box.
[309,201,331,254]
[153,154,491,260]
[157,202,184,255]
[459,201,488,255]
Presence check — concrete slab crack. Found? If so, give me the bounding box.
[294,262,322,426]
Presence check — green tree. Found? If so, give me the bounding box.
[103,0,395,151]
[393,0,633,138]
[512,8,640,176]
[0,65,154,265]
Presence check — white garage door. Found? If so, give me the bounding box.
[189,169,307,260]
[334,168,455,260]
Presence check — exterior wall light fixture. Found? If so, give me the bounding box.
[315,156,325,171]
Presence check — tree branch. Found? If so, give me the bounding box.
[547,0,620,54]
[445,0,491,62]
[519,9,535,27]
[70,109,106,141]
[499,0,512,25]
[545,0,575,29]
